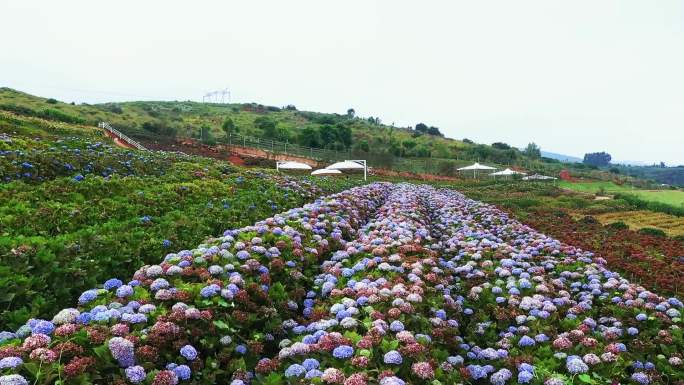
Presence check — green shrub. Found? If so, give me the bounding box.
[39,108,86,124]
[637,227,666,237]
[607,221,629,230]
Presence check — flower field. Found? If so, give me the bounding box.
[0,131,361,329]
[0,183,681,385]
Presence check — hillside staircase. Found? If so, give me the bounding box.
[98,122,148,151]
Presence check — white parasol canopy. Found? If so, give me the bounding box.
[522,174,557,180]
[489,168,527,176]
[457,162,496,178]
[276,161,312,171]
[457,162,496,171]
[326,160,365,170]
[326,160,367,180]
[311,169,342,176]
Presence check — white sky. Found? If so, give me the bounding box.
[1,0,683,164]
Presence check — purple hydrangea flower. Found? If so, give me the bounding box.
[125,366,146,384]
[108,337,135,367]
[116,285,134,298]
[0,375,29,385]
[0,357,23,369]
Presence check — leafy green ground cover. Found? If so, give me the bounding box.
[0,125,361,328]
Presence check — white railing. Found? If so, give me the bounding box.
[98,122,147,151]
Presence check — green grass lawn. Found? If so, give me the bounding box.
[559,181,684,206]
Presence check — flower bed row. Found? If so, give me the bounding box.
[0,183,395,384]
[259,186,683,384]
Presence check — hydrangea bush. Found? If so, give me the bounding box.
[0,183,682,385]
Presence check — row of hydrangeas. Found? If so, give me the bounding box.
[0,183,395,384]
[258,185,683,384]
[1,183,682,384]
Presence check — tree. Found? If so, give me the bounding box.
[402,140,417,151]
[426,126,443,136]
[492,142,511,150]
[254,117,277,138]
[415,123,429,133]
[200,125,213,144]
[335,124,352,148]
[298,127,321,147]
[354,140,370,153]
[347,108,355,118]
[221,118,236,137]
[583,152,612,167]
[523,142,541,159]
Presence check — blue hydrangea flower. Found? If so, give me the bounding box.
[631,372,650,385]
[518,335,535,347]
[302,358,320,371]
[384,350,403,365]
[180,345,198,360]
[200,284,220,298]
[30,320,54,335]
[566,356,588,374]
[518,370,534,384]
[103,278,123,290]
[173,364,191,380]
[285,364,306,378]
[490,368,512,385]
[78,290,98,305]
[332,345,354,359]
[389,320,404,332]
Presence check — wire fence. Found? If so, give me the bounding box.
[220,133,478,176]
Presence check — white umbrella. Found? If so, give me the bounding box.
[522,174,557,181]
[326,160,367,180]
[457,162,496,178]
[311,169,342,176]
[276,161,312,171]
[489,168,527,177]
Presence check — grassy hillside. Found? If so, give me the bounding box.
[0,87,602,175]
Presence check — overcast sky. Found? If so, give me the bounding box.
[2,1,683,164]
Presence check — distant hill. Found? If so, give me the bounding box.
[540,150,582,163]
[0,87,610,177]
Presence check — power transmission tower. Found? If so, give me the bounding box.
[203,88,231,104]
